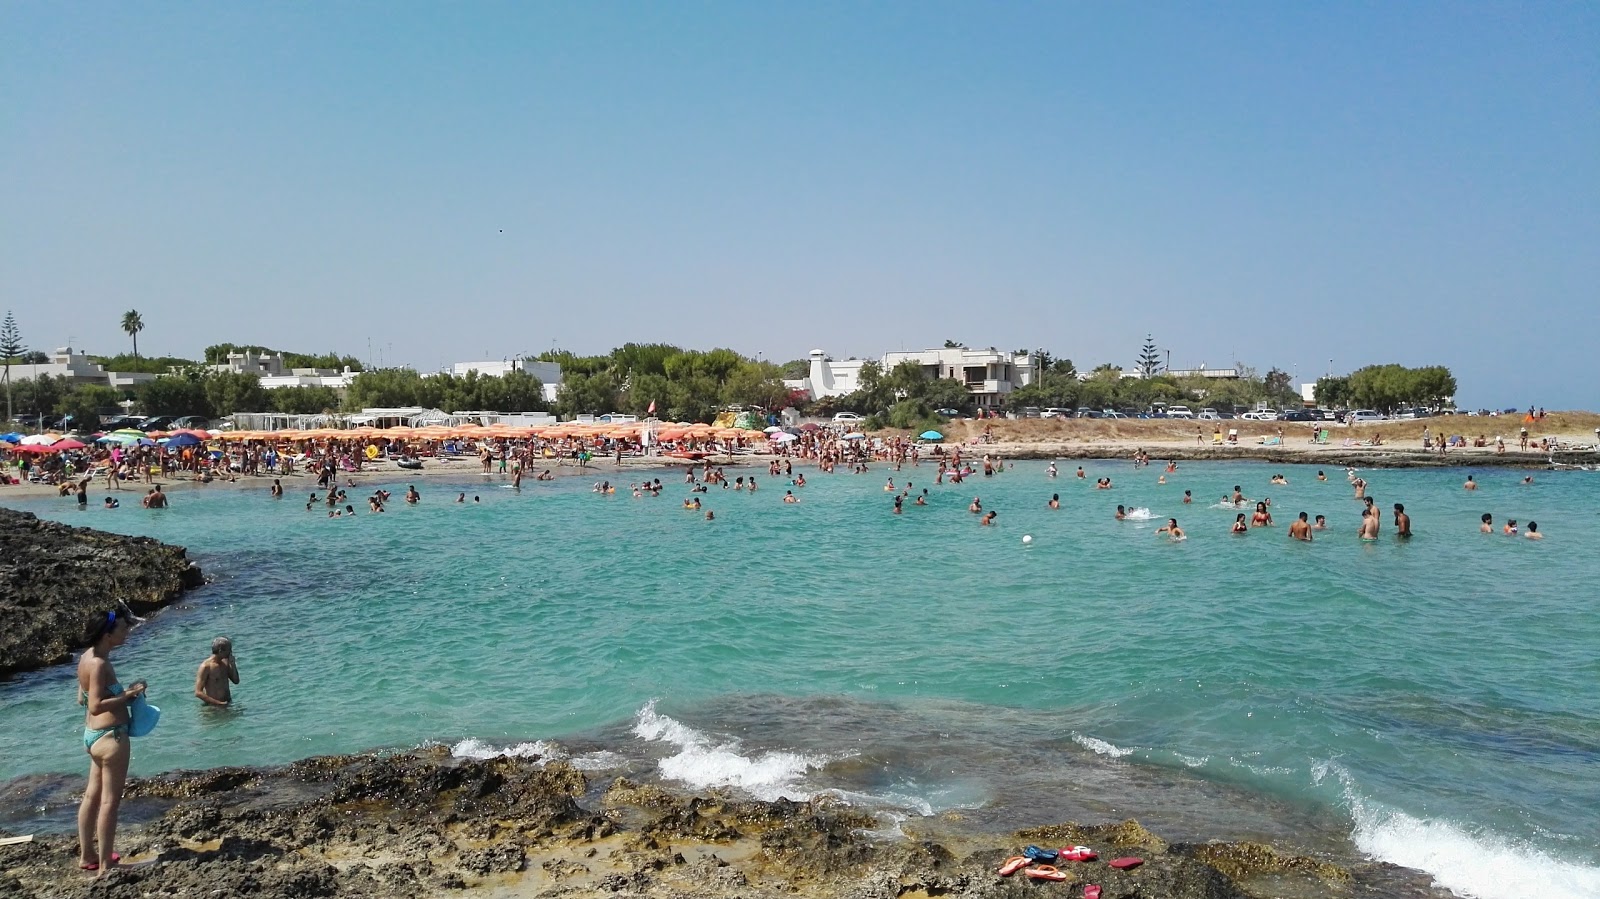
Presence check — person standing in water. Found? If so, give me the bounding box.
[1393,503,1412,538]
[77,610,147,877]
[194,637,240,707]
[1289,512,1313,541]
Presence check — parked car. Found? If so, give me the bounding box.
[1101,409,1127,419]
[1166,405,1194,419]
[934,408,962,418]
[831,412,864,424]
[1277,409,1316,422]
[1196,408,1222,420]
[1347,410,1385,424]
[1041,408,1071,420]
[171,415,212,430]
[139,416,178,432]
[1074,407,1100,419]
[98,416,146,431]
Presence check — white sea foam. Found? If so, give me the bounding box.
[632,701,827,802]
[1313,761,1600,899]
[1123,507,1155,520]
[1073,734,1135,758]
[449,738,561,760]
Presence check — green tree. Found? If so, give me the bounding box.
[1313,376,1350,409]
[58,384,121,431]
[120,310,144,358]
[89,353,195,375]
[0,311,23,425]
[344,369,431,409]
[204,372,267,416]
[12,374,65,424]
[269,385,343,415]
[554,371,621,418]
[138,373,212,417]
[1135,335,1163,378]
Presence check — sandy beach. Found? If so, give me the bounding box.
[4,414,1593,505]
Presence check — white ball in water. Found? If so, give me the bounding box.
[1022,534,1033,544]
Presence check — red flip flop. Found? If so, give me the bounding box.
[1084,886,1101,899]
[1059,845,1098,861]
[1109,856,1144,869]
[1025,864,1070,882]
[79,853,120,871]
[997,855,1030,876]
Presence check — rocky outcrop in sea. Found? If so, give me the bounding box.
[0,508,204,676]
[0,747,1449,898]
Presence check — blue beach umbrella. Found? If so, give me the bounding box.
[163,433,203,447]
[0,433,22,443]
[920,430,944,440]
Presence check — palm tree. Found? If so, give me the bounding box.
[121,310,144,358]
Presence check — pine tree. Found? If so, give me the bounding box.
[1135,335,1163,378]
[0,311,24,426]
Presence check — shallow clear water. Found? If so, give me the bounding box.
[3,460,1597,899]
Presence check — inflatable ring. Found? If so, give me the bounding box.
[1024,864,1069,882]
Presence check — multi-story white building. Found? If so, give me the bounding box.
[5,347,158,390]
[880,347,1035,410]
[785,347,1035,410]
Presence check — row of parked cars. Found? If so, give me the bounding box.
[1022,406,1439,424]
[22,413,212,433]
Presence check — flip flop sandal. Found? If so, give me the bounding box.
[1058,845,1098,861]
[997,856,1030,876]
[1084,886,1101,899]
[1024,864,1070,882]
[1109,857,1144,870]
[1023,845,1059,863]
[80,853,120,871]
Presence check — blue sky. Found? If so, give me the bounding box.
[2,3,1595,408]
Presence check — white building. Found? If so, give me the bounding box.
[785,347,1035,410]
[430,358,563,405]
[880,347,1035,410]
[5,347,158,390]
[783,349,870,400]
[214,351,357,390]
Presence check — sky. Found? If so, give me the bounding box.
[2,2,1596,408]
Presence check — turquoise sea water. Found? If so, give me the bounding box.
[2,460,1598,898]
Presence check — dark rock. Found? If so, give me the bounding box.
[0,508,204,676]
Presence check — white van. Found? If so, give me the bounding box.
[1166,405,1195,419]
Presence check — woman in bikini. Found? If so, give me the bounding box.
[77,610,146,877]
[1251,501,1274,527]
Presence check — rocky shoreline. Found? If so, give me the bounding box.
[0,746,1450,898]
[0,508,204,677]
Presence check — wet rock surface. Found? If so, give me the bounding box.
[0,508,204,676]
[0,748,1454,899]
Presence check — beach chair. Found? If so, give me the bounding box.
[1226,429,1238,445]
[1313,429,1330,444]
[1212,431,1223,445]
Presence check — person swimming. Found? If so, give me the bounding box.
[1232,513,1248,534]
[1156,518,1185,540]
[1048,494,1060,509]
[1115,505,1126,520]
[1480,513,1493,533]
